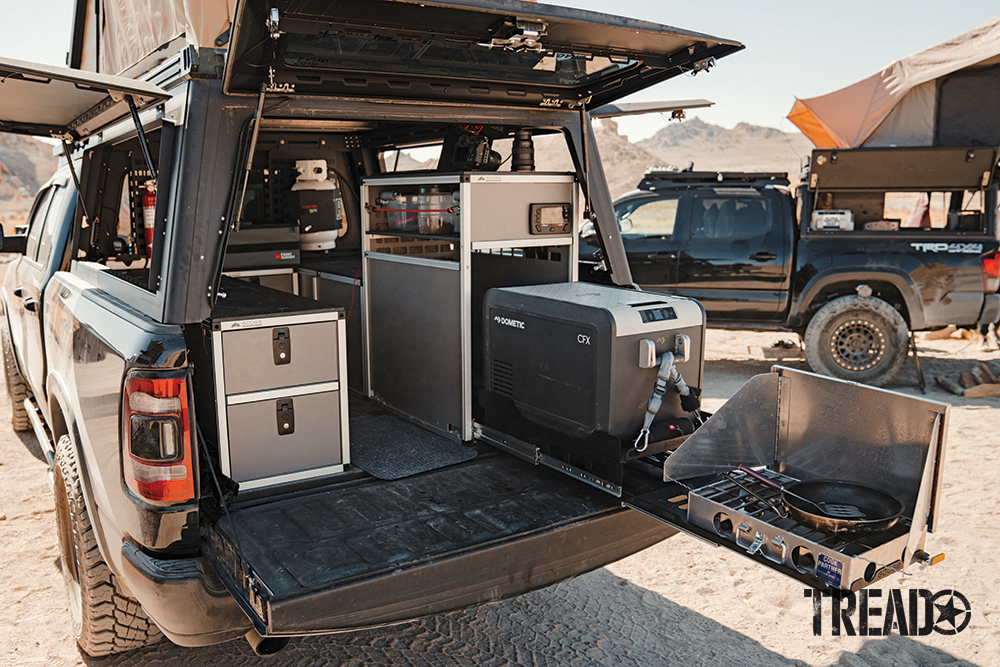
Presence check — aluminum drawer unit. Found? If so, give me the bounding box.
[483,283,705,442]
[208,280,349,491]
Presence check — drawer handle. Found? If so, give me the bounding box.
[273,327,291,365]
[277,399,295,436]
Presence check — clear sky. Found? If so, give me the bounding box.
[3,1,997,141]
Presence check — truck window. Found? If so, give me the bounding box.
[73,126,166,291]
[615,197,679,238]
[380,145,443,172]
[692,196,771,239]
[34,185,72,266]
[23,186,56,262]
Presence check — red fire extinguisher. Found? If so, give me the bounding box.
[142,181,156,257]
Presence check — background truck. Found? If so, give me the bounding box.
[583,145,1000,386]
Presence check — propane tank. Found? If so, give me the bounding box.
[142,180,156,257]
[290,159,343,251]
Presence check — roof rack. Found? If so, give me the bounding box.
[638,170,790,190]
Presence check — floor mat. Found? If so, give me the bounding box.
[349,414,477,480]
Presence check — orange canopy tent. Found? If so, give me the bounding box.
[788,15,1000,148]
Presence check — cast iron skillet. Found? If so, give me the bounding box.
[734,465,904,537]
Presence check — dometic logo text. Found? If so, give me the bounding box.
[806,588,971,636]
[910,242,983,254]
[494,315,525,329]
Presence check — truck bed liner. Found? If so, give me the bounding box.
[202,447,672,635]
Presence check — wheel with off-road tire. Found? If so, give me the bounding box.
[1,319,31,431]
[53,435,163,656]
[804,295,909,387]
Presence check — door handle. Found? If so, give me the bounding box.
[12,286,23,298]
[22,296,37,312]
[747,252,777,261]
[647,252,677,261]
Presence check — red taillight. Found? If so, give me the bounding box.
[984,252,1000,293]
[122,371,194,505]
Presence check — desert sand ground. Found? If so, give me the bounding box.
[1,327,997,667]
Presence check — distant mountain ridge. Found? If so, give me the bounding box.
[1,135,58,231]
[0,118,814,231]
[636,117,813,185]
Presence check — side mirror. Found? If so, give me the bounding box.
[1,229,28,255]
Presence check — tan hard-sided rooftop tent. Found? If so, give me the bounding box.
[787,15,1000,149]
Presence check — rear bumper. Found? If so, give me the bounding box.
[979,293,1000,325]
[120,541,251,647]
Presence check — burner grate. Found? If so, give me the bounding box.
[692,468,910,555]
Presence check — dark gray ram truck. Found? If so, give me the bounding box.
[0,0,950,659]
[0,0,745,656]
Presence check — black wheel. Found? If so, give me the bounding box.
[804,295,909,387]
[53,435,163,656]
[1,319,31,431]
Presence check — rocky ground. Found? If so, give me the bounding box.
[1,329,997,667]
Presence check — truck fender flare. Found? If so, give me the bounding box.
[792,269,925,331]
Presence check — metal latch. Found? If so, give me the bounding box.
[746,532,765,556]
[276,399,295,436]
[272,327,291,365]
[479,19,547,52]
[266,7,281,40]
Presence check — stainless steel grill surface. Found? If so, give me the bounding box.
[687,467,911,590]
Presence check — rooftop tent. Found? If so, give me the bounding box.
[787,15,1000,149]
[70,0,233,74]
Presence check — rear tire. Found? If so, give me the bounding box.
[1,319,31,431]
[804,295,909,387]
[53,435,164,656]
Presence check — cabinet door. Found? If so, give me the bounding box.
[366,255,462,436]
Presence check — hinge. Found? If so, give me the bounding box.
[245,570,272,625]
[478,19,547,52]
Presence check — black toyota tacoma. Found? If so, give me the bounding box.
[583,148,1000,386]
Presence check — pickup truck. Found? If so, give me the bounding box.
[583,147,1000,386]
[0,0,951,659]
[0,0,750,657]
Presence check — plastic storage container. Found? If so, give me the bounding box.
[418,187,459,235]
[379,191,419,231]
